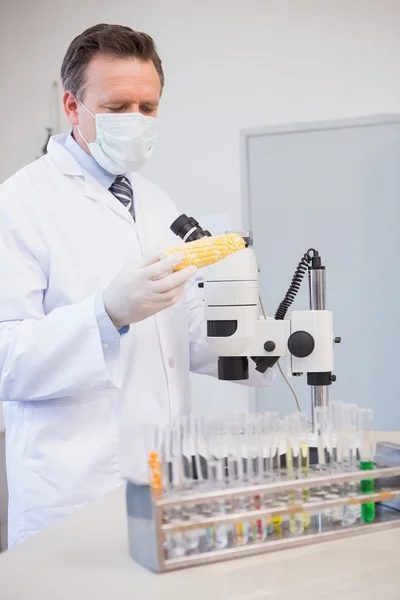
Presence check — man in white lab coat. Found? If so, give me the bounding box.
[0,24,274,548]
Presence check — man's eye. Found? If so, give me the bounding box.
[106,106,125,112]
[141,107,155,114]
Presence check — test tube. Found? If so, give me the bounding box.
[164,422,186,558]
[210,419,230,550]
[315,405,341,522]
[286,413,307,535]
[298,413,311,530]
[270,416,285,532]
[181,416,201,553]
[314,406,332,497]
[315,406,331,471]
[359,408,375,523]
[250,414,268,542]
[341,404,360,525]
[197,417,216,550]
[145,423,164,496]
[260,412,275,483]
[329,401,344,469]
[193,416,206,485]
[231,415,250,546]
[227,416,239,485]
[328,401,347,522]
[260,412,277,537]
[242,414,259,542]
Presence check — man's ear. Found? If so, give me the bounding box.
[63,92,79,126]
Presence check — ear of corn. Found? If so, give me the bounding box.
[160,233,246,271]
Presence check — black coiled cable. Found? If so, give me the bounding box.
[274,248,318,320]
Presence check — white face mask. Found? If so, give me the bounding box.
[77,103,157,174]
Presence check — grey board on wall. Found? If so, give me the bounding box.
[241,116,400,430]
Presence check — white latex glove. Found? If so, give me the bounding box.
[103,253,196,328]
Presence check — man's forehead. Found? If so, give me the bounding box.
[83,56,161,100]
[85,55,159,83]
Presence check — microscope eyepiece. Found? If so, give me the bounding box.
[170,214,211,243]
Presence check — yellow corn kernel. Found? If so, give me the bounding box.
[160,233,245,271]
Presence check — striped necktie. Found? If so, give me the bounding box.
[109,175,135,220]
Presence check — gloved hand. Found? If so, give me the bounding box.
[103,253,197,328]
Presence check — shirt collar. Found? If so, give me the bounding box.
[64,133,115,189]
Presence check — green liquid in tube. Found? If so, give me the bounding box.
[360,460,375,523]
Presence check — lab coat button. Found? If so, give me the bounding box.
[168,357,175,368]
[102,343,109,350]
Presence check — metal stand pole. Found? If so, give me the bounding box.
[309,265,329,431]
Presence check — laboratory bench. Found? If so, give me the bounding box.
[1,434,400,600]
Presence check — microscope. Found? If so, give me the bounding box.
[170,214,341,431]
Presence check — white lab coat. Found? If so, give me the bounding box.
[0,135,274,547]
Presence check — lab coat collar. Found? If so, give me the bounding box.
[47,134,135,226]
[47,134,85,176]
[64,133,115,189]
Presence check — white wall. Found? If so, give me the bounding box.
[1,0,400,415]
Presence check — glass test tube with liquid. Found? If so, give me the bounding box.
[315,405,338,521]
[210,419,231,550]
[341,404,360,526]
[286,413,308,535]
[229,416,250,546]
[181,416,202,553]
[163,423,186,559]
[359,408,375,523]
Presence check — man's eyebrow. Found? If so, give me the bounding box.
[97,99,159,107]
[98,99,132,106]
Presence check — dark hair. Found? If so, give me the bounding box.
[61,23,164,98]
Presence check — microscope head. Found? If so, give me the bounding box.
[170,215,259,380]
[203,248,260,380]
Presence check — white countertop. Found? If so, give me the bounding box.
[0,434,400,599]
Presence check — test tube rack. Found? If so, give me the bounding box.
[126,464,400,573]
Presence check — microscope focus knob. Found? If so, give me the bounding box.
[263,341,276,353]
[287,331,315,358]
